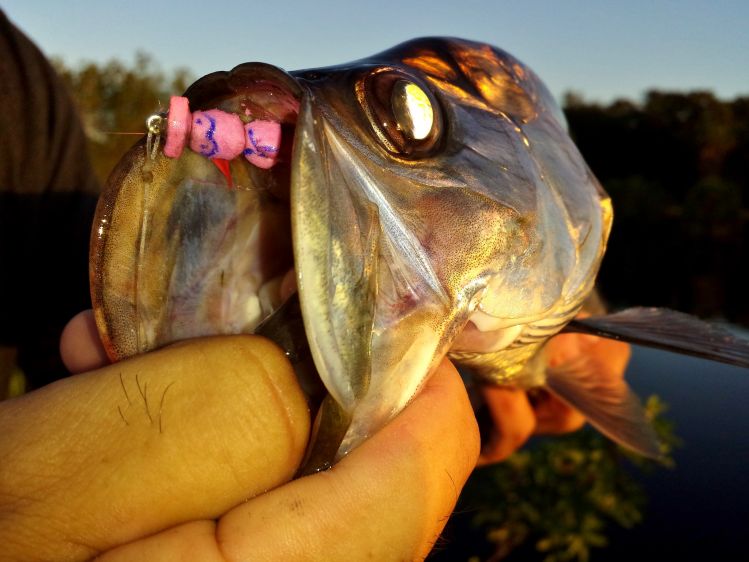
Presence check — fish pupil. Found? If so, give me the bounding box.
[391,80,434,140]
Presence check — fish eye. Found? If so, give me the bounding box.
[357,70,442,157]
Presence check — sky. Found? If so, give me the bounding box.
[4,0,748,104]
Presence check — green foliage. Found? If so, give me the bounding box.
[462,396,677,562]
[7,366,26,398]
[52,53,193,185]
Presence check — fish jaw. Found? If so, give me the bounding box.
[290,95,381,413]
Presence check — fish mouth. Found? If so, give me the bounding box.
[180,64,349,407]
[91,63,308,360]
[176,63,305,340]
[171,65,345,408]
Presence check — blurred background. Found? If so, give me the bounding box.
[2,1,747,560]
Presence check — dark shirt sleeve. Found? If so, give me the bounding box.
[0,9,100,388]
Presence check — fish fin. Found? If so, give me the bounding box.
[545,356,663,459]
[564,307,749,368]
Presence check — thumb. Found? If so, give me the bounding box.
[0,335,310,561]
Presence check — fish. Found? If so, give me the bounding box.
[90,37,749,467]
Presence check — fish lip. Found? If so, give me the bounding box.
[183,62,303,110]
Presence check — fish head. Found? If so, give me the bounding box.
[90,38,611,457]
[289,38,612,451]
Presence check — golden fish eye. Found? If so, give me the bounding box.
[391,80,434,140]
[357,70,443,158]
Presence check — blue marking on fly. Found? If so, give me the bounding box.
[198,114,218,157]
[243,127,278,159]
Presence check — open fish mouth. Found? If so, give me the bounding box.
[91,63,305,360]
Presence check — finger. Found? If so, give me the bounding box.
[96,521,226,562]
[60,309,109,373]
[477,386,535,466]
[544,331,588,366]
[531,389,586,434]
[0,336,310,561]
[101,359,480,561]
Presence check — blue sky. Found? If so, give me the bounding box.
[4,0,747,103]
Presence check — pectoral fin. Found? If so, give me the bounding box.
[545,356,662,459]
[565,307,749,368]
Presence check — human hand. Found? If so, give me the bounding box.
[0,311,479,561]
[478,327,631,465]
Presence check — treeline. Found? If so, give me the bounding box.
[54,56,749,325]
[564,92,749,324]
